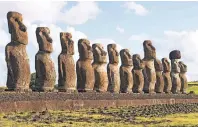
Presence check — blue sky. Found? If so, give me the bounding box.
[0,1,198,86]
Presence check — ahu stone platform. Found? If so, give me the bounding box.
[0,92,198,113]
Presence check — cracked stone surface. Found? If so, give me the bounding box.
[107,44,120,93]
[76,39,95,92]
[142,40,156,94]
[120,49,133,93]
[5,11,31,92]
[92,43,108,92]
[35,27,56,92]
[58,32,76,92]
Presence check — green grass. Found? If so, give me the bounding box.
[187,85,198,94]
[0,107,198,127]
[136,113,198,127]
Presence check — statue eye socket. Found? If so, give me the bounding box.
[15,18,18,22]
[43,32,47,36]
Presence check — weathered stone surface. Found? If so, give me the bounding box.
[142,40,156,94]
[154,59,164,93]
[119,49,133,93]
[92,43,108,92]
[76,39,95,92]
[5,11,31,91]
[107,44,120,93]
[132,54,145,94]
[162,58,172,94]
[0,92,198,113]
[58,32,76,92]
[179,61,188,94]
[169,50,181,94]
[35,27,56,92]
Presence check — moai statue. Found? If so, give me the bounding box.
[169,50,181,94]
[5,11,31,92]
[154,59,164,93]
[142,40,156,94]
[119,49,133,93]
[179,61,188,94]
[35,27,56,92]
[132,54,145,94]
[76,39,95,92]
[162,58,172,94]
[92,43,108,92]
[58,32,76,92]
[107,44,120,93]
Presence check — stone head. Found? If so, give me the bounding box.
[143,40,156,60]
[78,39,93,60]
[92,43,107,63]
[36,27,53,53]
[179,61,187,73]
[162,58,171,72]
[107,44,119,64]
[133,54,145,70]
[154,59,163,71]
[60,32,74,55]
[120,49,133,66]
[7,11,28,45]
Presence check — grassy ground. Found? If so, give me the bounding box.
[188,81,198,85]
[187,83,198,94]
[0,103,198,127]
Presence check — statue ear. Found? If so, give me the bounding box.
[8,17,15,34]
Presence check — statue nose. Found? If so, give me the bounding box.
[151,45,155,50]
[20,24,27,32]
[47,37,53,43]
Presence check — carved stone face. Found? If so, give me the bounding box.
[133,54,144,70]
[120,49,133,66]
[7,11,28,45]
[92,43,107,63]
[60,32,74,55]
[162,58,171,72]
[107,44,119,64]
[78,39,93,60]
[171,59,180,73]
[154,59,163,71]
[179,61,187,73]
[143,40,156,60]
[36,27,53,53]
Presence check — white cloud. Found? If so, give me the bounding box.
[61,2,101,25]
[123,2,149,16]
[116,25,124,33]
[129,33,150,42]
[0,1,101,25]
[0,1,67,23]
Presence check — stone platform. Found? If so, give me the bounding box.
[0,92,198,113]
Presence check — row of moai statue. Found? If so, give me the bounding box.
[5,11,188,94]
